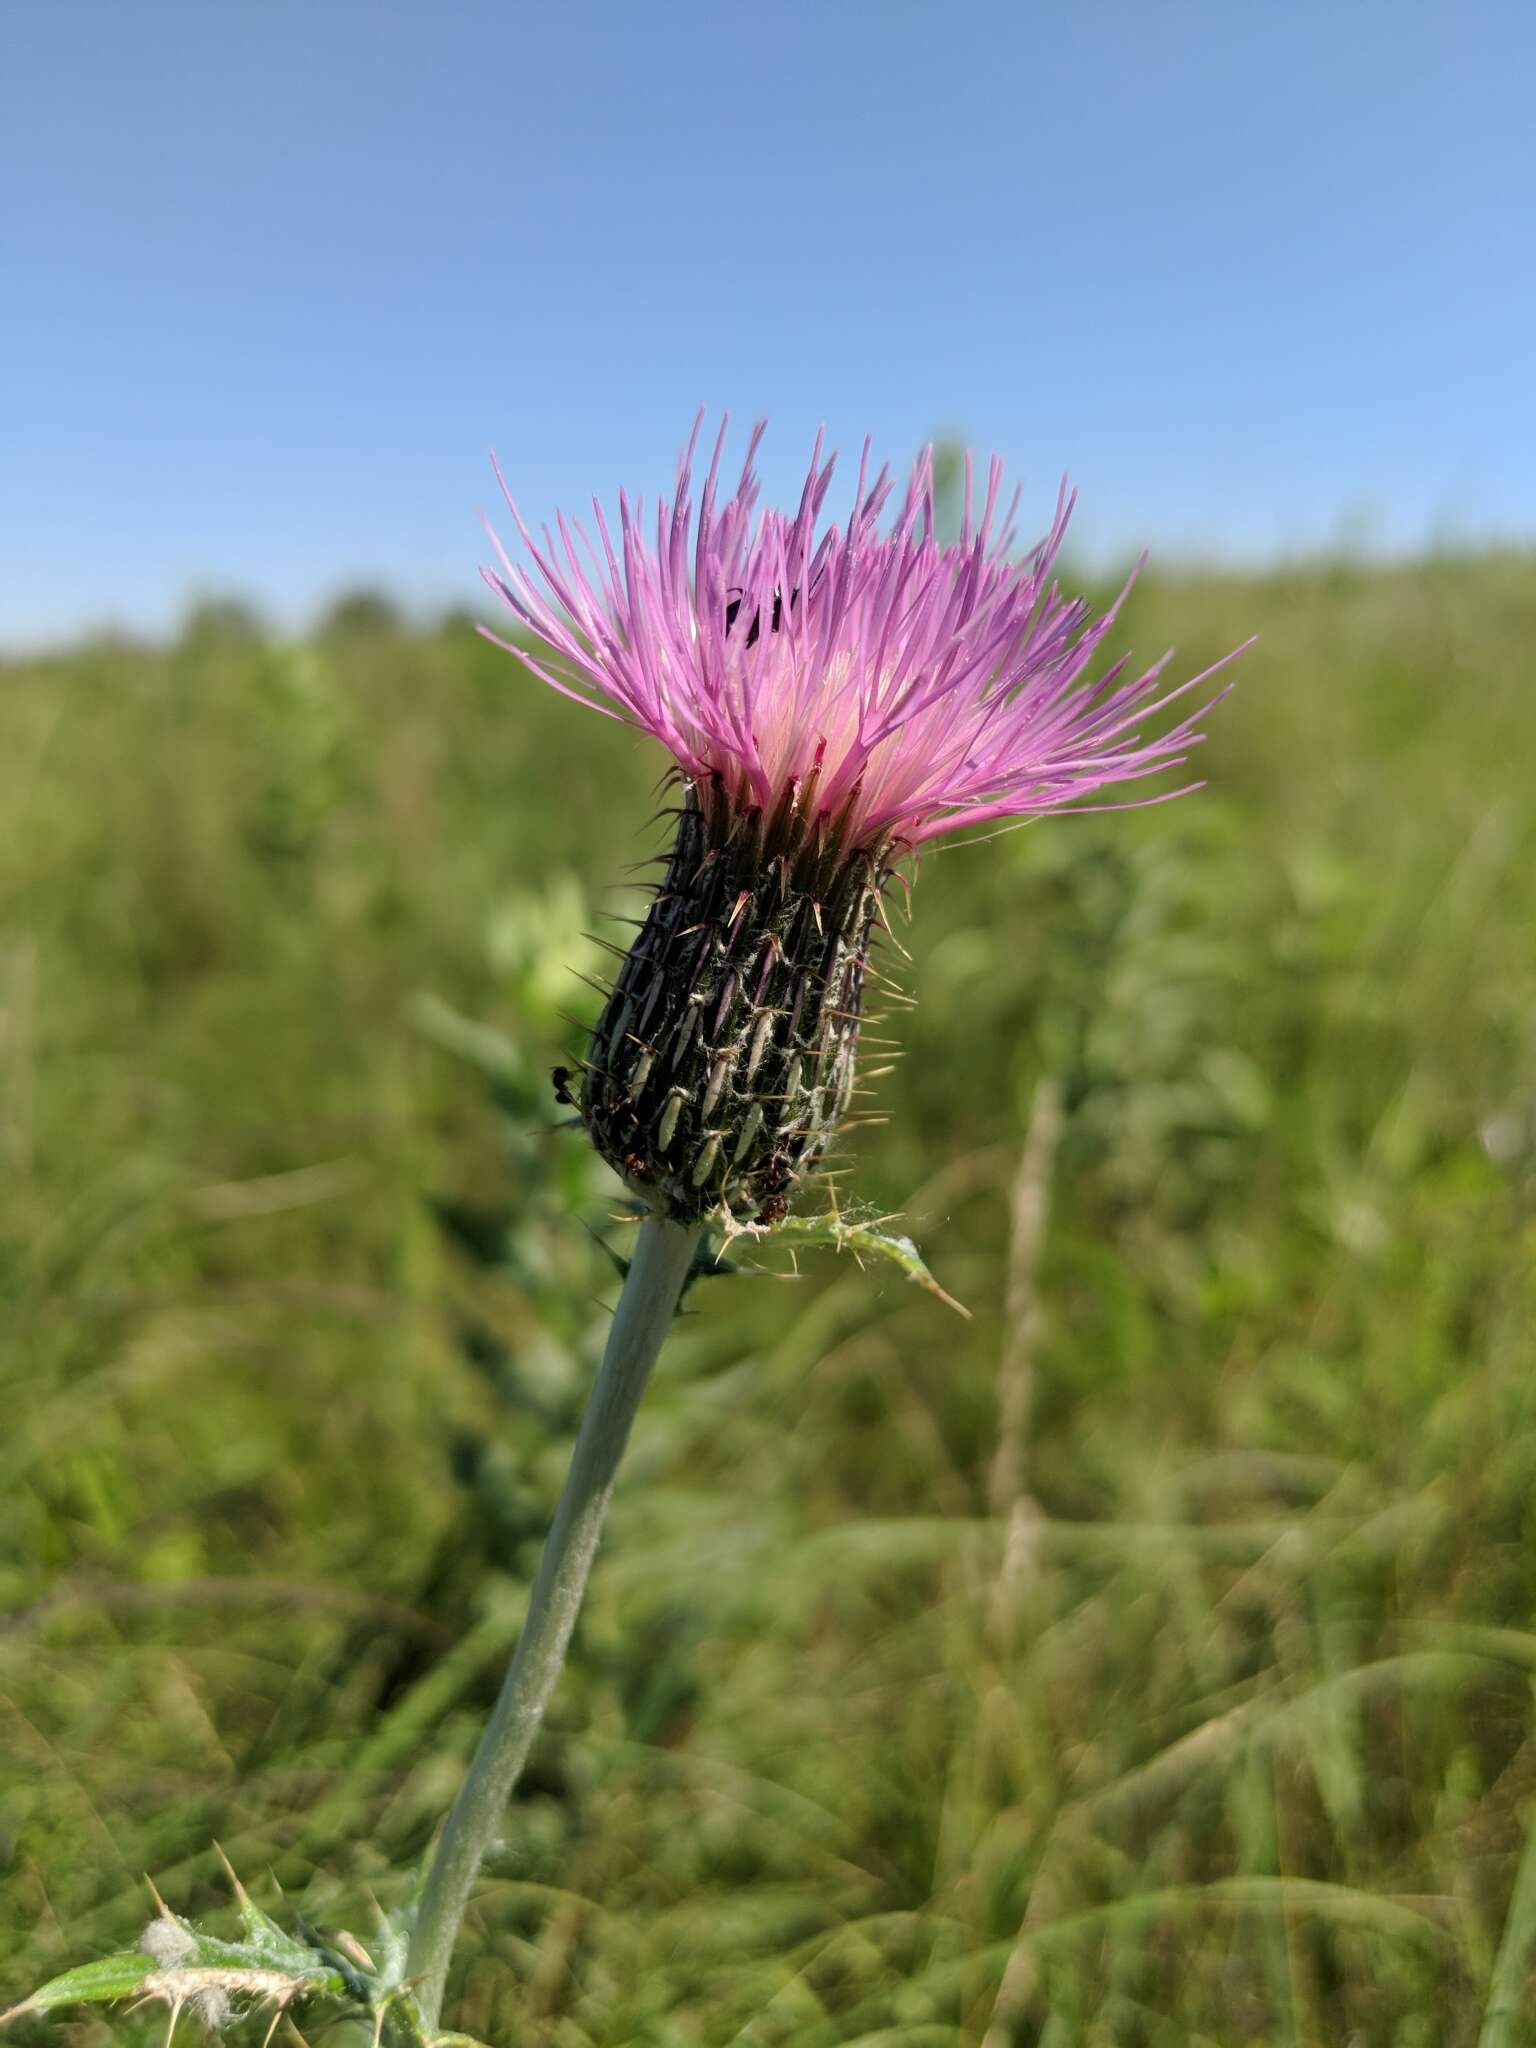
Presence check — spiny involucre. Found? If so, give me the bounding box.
[483,417,1248,1226]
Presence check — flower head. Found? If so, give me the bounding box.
[481,420,1245,1228]
[483,417,1244,855]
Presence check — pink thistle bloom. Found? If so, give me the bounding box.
[482,417,1248,854]
[481,419,1249,1227]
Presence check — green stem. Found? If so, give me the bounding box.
[406,1215,702,2034]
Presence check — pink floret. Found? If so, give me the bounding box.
[482,416,1247,849]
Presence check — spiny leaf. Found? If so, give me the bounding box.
[762,1212,970,1317]
[162,1920,345,1990]
[212,1857,339,1975]
[1,1912,351,2034]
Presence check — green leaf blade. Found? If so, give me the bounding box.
[767,1212,971,1317]
[2,1952,155,2025]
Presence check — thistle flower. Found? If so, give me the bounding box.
[484,419,1244,1226]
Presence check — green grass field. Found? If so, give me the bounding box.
[4,553,1535,2045]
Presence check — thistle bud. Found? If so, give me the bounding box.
[582,776,889,1224]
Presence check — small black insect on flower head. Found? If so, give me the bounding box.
[724,585,796,647]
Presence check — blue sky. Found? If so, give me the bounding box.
[4,0,1532,645]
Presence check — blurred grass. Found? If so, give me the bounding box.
[2,553,1535,2044]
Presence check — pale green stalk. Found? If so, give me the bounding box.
[406,1215,703,2033]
